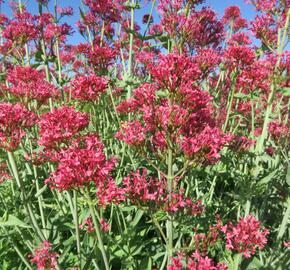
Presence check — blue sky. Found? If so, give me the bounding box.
[0,0,258,44]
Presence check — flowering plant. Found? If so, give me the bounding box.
[0,0,289,270]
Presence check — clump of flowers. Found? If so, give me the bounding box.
[68,73,108,102]
[0,162,11,184]
[222,215,269,258]
[117,53,232,164]
[45,134,115,190]
[80,217,95,233]
[30,241,58,270]
[168,252,227,270]
[6,66,58,104]
[0,102,36,151]
[38,106,89,150]
[123,169,203,215]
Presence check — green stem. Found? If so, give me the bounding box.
[223,81,236,132]
[277,197,290,241]
[127,0,135,98]
[3,227,33,270]
[256,9,290,152]
[67,191,82,268]
[233,253,242,270]
[166,147,173,265]
[85,190,109,270]
[7,151,45,241]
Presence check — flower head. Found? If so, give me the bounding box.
[0,102,36,151]
[30,241,58,270]
[68,74,108,102]
[38,106,89,150]
[223,215,269,258]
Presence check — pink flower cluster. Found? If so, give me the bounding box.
[0,102,36,151]
[117,53,231,163]
[123,170,203,215]
[222,215,269,258]
[158,1,223,49]
[38,106,89,150]
[2,12,38,45]
[30,241,58,270]
[68,74,108,102]
[7,66,58,104]
[0,162,11,184]
[45,134,115,191]
[168,252,227,270]
[80,217,95,233]
[222,6,247,31]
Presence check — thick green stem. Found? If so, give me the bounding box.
[67,191,82,267]
[256,9,290,152]
[277,197,290,241]
[233,253,242,270]
[166,147,173,265]
[3,227,33,270]
[127,0,135,99]
[223,81,236,132]
[7,151,45,241]
[86,190,109,270]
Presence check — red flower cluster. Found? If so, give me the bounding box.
[45,134,115,191]
[168,252,227,270]
[222,6,247,31]
[222,215,269,258]
[0,102,36,151]
[38,106,89,150]
[0,162,12,184]
[158,1,223,49]
[80,217,94,233]
[117,53,231,163]
[123,170,203,215]
[68,74,108,102]
[7,66,58,104]
[2,12,39,45]
[30,241,58,270]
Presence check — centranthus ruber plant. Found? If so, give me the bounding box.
[0,0,289,269]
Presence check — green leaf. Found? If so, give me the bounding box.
[257,169,278,186]
[280,87,290,96]
[286,163,290,186]
[130,210,144,228]
[35,184,47,198]
[245,257,263,269]
[139,257,152,270]
[0,215,30,228]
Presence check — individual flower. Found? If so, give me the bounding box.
[87,44,116,74]
[222,215,269,258]
[115,121,146,146]
[251,14,277,48]
[44,23,72,41]
[57,6,73,16]
[80,217,95,233]
[0,102,36,151]
[68,74,108,102]
[0,162,12,184]
[30,241,58,270]
[222,6,247,31]
[100,218,111,232]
